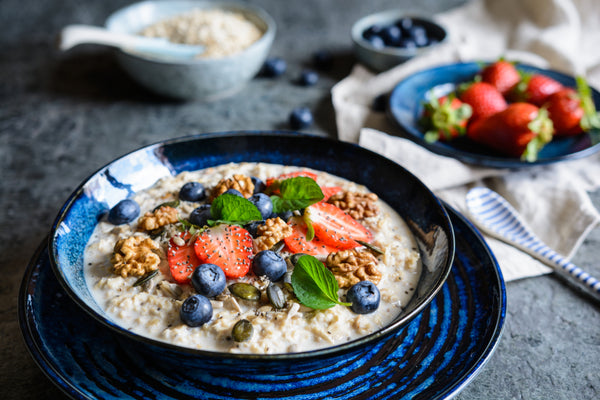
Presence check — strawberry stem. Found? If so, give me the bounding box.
[523,107,554,161]
[576,75,600,131]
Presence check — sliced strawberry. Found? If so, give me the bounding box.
[306,202,372,250]
[193,224,253,279]
[283,217,340,255]
[167,232,201,284]
[266,170,319,188]
[321,186,342,201]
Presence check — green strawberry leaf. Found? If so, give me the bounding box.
[291,254,351,310]
[209,193,262,226]
[271,176,324,214]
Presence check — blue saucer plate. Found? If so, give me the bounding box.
[388,62,600,168]
[19,206,506,400]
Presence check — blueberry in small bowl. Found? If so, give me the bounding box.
[352,11,447,71]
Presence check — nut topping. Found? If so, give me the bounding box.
[111,236,161,278]
[137,206,179,232]
[327,191,379,220]
[325,249,381,288]
[210,174,254,200]
[253,217,293,252]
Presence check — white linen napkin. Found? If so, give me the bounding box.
[332,0,600,281]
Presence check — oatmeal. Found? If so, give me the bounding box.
[84,163,421,354]
[139,8,263,58]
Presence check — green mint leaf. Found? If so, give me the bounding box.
[271,177,324,214]
[210,193,262,224]
[291,254,351,310]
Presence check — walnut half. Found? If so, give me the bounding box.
[210,174,254,200]
[137,206,179,232]
[253,217,293,252]
[325,249,381,288]
[327,191,379,220]
[111,236,161,278]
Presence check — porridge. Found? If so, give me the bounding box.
[84,162,421,354]
[139,8,263,58]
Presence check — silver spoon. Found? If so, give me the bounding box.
[58,24,205,60]
[466,187,600,302]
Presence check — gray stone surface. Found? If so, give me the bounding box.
[2,0,599,399]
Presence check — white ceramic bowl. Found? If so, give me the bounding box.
[105,0,276,100]
[351,10,447,71]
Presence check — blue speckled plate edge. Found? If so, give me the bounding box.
[388,62,600,168]
[18,205,506,400]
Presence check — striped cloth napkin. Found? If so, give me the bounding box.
[332,0,600,281]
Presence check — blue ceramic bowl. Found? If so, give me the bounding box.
[351,10,447,71]
[389,62,600,168]
[48,132,454,377]
[105,0,276,100]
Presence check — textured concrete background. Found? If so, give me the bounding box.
[2,0,600,398]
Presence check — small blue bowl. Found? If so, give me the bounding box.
[352,10,447,71]
[105,0,276,100]
[48,131,454,379]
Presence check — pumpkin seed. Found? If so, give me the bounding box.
[153,200,180,211]
[356,239,384,255]
[228,283,261,301]
[289,253,308,266]
[232,319,253,342]
[133,269,158,287]
[267,283,286,309]
[270,240,285,254]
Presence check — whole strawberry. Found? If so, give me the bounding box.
[481,59,520,95]
[459,82,507,121]
[421,95,472,142]
[467,102,554,161]
[546,76,600,136]
[511,73,563,106]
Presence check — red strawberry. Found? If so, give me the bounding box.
[511,73,563,106]
[467,102,554,161]
[546,77,600,137]
[421,95,472,142]
[167,232,201,284]
[321,186,342,201]
[193,224,253,279]
[306,202,372,250]
[480,60,520,95]
[283,217,340,255]
[459,82,507,121]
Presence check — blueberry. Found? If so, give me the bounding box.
[191,263,226,298]
[262,57,287,77]
[179,182,206,202]
[249,193,273,219]
[363,24,383,39]
[189,204,212,227]
[409,25,428,46]
[381,25,402,46]
[289,107,313,130]
[396,17,413,33]
[366,34,385,49]
[224,189,244,198]
[252,250,287,281]
[298,69,319,86]
[244,220,265,237]
[372,93,388,112]
[251,176,266,194]
[180,294,213,327]
[398,38,417,50]
[346,281,380,314]
[313,50,333,70]
[107,199,140,225]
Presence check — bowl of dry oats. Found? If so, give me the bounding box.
[104,0,276,100]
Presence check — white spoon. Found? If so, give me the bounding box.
[58,24,205,60]
[466,187,600,302]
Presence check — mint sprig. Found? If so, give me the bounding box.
[270,176,324,214]
[291,254,351,309]
[208,193,262,226]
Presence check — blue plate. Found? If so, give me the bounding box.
[19,205,506,399]
[389,62,600,168]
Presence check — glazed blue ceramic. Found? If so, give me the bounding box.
[48,132,454,377]
[21,206,505,399]
[105,1,276,100]
[389,62,600,168]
